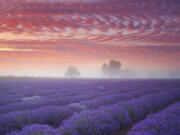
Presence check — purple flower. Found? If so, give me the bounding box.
[127,101,180,135]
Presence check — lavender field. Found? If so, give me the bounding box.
[0,78,180,135]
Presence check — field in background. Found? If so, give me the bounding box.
[0,78,180,135]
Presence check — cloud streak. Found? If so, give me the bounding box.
[0,48,34,52]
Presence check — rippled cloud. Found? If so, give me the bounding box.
[1,0,179,45]
[0,0,180,76]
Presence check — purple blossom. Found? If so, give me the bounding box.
[0,79,179,135]
[127,101,180,135]
[60,89,180,135]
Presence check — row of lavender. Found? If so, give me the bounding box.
[0,83,166,134]
[0,79,150,112]
[60,89,180,135]
[0,79,176,115]
[127,101,180,135]
[6,88,180,135]
[0,83,161,114]
[0,79,176,107]
[0,79,116,106]
[0,79,112,106]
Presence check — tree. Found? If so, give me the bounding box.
[101,59,121,78]
[65,66,80,78]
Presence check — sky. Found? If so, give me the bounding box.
[0,0,180,78]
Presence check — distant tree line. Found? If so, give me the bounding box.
[64,59,122,78]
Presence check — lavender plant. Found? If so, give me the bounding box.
[127,101,180,135]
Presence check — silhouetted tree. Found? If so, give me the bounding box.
[65,66,80,78]
[101,59,121,78]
